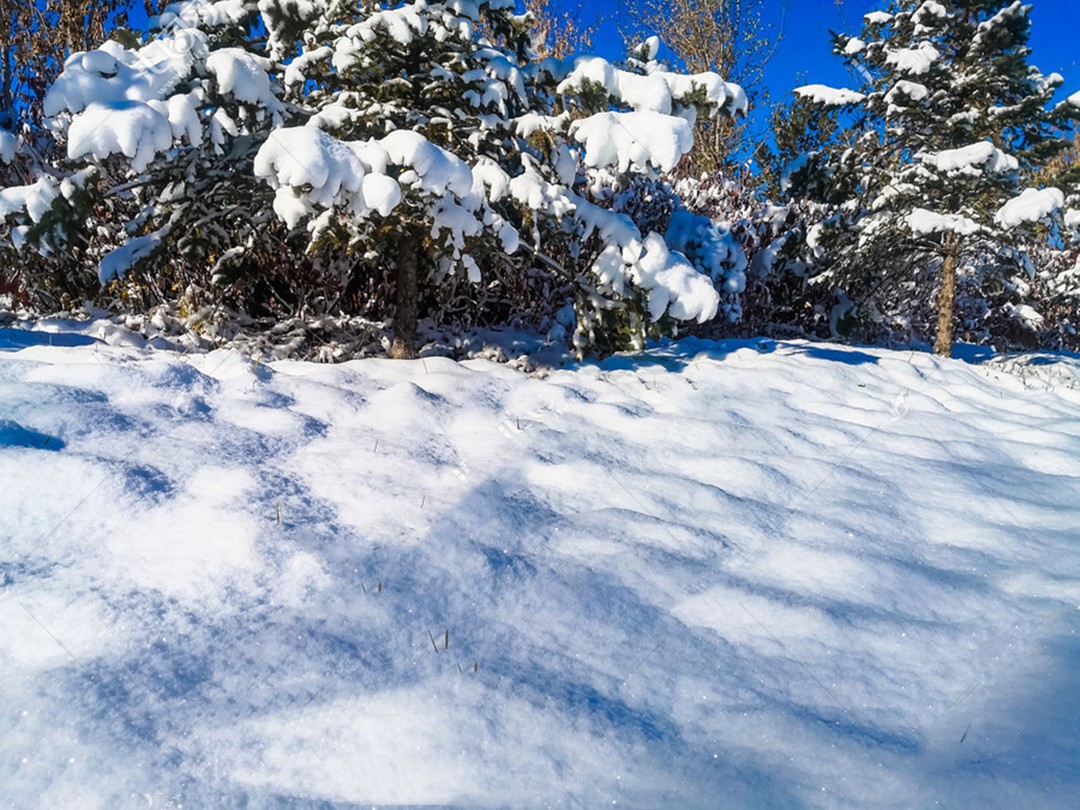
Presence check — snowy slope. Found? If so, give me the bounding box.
[1,326,1079,808]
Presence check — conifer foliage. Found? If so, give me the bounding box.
[786,0,1080,355]
[0,0,749,357]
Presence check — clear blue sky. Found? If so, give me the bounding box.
[576,0,1078,120]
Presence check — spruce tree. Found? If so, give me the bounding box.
[787,0,1079,355]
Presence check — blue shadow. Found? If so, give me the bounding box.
[0,328,98,351]
[0,419,64,450]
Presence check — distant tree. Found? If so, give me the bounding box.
[0,1,133,127]
[755,90,843,200]
[623,0,776,173]
[522,0,596,59]
[1034,126,1080,188]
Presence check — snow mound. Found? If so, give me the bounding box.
[66,101,173,172]
[1,334,1078,806]
[570,111,693,173]
[907,207,981,236]
[885,42,940,75]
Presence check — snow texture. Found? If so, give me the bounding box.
[556,57,747,118]
[2,331,1079,807]
[842,38,867,56]
[44,37,204,119]
[254,127,408,227]
[633,233,719,322]
[907,207,981,236]
[995,187,1066,229]
[570,111,693,173]
[66,101,174,173]
[205,49,279,111]
[885,42,940,75]
[0,131,17,164]
[794,84,866,106]
[98,229,169,284]
[0,179,60,224]
[865,11,894,25]
[920,141,1018,176]
[885,79,929,111]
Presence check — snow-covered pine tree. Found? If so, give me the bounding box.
[0,0,749,357]
[539,36,749,351]
[786,0,1080,355]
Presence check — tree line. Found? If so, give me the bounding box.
[0,0,1077,360]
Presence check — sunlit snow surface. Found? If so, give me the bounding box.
[2,327,1079,808]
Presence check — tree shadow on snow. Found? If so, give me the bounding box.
[0,419,65,450]
[920,608,1080,804]
[572,337,882,375]
[0,327,98,351]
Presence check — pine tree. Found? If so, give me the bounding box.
[786,0,1080,355]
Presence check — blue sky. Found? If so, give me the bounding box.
[575,0,1079,121]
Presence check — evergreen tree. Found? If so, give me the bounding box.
[754,90,841,201]
[787,0,1080,355]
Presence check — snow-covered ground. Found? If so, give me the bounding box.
[2,324,1079,808]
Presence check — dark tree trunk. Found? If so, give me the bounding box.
[1,43,12,124]
[934,234,957,357]
[390,230,420,360]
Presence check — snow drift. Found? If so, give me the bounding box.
[1,327,1078,806]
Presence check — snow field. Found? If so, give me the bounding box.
[1,328,1079,807]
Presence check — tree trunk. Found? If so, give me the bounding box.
[934,234,958,357]
[389,230,420,360]
[1,43,13,125]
